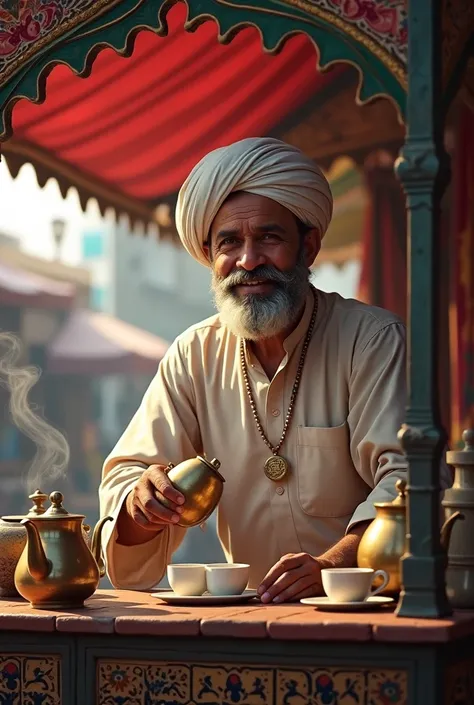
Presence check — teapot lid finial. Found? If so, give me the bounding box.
[446,429,474,466]
[463,429,474,451]
[373,477,407,509]
[392,479,407,506]
[27,489,48,516]
[46,491,69,516]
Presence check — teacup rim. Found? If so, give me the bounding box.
[321,567,374,574]
[168,563,206,569]
[205,563,250,570]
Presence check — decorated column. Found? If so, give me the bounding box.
[395,0,451,617]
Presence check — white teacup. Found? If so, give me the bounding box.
[205,563,250,596]
[321,567,389,603]
[167,563,207,596]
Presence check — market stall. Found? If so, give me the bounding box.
[1,1,474,703]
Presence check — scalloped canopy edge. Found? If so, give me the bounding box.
[0,0,406,141]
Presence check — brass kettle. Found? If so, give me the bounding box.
[357,479,463,596]
[3,491,112,609]
[0,489,48,598]
[160,455,224,527]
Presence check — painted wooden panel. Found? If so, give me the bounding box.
[0,653,61,704]
[97,660,407,705]
[445,658,474,705]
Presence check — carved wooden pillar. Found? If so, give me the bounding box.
[395,0,451,617]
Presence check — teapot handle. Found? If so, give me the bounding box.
[91,516,113,578]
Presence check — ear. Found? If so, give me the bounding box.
[303,228,321,267]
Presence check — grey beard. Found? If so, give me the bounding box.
[211,257,310,340]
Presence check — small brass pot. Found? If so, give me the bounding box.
[161,455,224,528]
[357,481,407,596]
[357,479,462,596]
[0,489,48,598]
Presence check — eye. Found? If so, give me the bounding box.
[261,232,281,242]
[217,236,240,250]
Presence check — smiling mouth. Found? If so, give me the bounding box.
[235,280,274,287]
[234,280,275,293]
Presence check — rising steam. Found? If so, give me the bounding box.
[0,331,69,491]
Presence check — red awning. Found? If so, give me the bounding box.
[47,309,169,376]
[0,262,75,309]
[6,3,343,220]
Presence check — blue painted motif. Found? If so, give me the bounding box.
[0,656,60,705]
[97,660,407,705]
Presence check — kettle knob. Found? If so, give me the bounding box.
[28,488,48,516]
[462,429,474,451]
[50,491,64,508]
[48,491,69,516]
[395,479,407,497]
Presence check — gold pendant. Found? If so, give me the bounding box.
[264,455,289,481]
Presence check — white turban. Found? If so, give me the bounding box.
[175,137,333,267]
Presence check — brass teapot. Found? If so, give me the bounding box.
[160,455,224,527]
[0,489,48,598]
[3,491,112,609]
[357,479,463,596]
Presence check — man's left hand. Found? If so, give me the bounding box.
[258,553,332,604]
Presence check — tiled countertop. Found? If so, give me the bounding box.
[1,590,474,643]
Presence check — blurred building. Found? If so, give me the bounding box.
[0,233,90,510]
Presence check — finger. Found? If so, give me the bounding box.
[290,584,324,602]
[260,565,309,603]
[272,575,320,603]
[138,495,181,525]
[148,465,185,505]
[135,485,181,524]
[258,554,306,596]
[153,489,184,514]
[129,504,170,531]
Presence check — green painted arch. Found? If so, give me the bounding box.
[0,0,406,141]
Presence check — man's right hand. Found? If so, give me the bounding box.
[117,464,185,545]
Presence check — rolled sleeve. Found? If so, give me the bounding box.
[99,463,186,590]
[98,339,200,589]
[345,321,452,533]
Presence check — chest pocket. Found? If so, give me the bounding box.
[296,422,368,518]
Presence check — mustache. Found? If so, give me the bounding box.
[217,265,295,290]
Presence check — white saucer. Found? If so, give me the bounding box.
[150,589,259,606]
[300,595,394,611]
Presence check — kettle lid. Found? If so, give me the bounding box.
[2,491,85,522]
[41,491,85,520]
[1,488,48,522]
[374,479,407,509]
[198,455,225,482]
[446,429,474,465]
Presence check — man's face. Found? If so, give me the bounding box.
[207,192,320,340]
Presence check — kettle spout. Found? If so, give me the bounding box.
[440,511,464,552]
[91,516,113,578]
[20,519,52,581]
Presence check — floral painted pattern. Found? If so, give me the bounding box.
[303,0,407,66]
[0,0,114,82]
[98,661,408,705]
[0,655,60,705]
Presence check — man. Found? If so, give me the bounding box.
[99,137,450,604]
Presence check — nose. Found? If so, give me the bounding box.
[236,240,266,271]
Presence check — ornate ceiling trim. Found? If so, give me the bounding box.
[0,0,406,142]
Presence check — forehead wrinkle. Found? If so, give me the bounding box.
[214,212,290,233]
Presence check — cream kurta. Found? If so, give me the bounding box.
[99,289,451,591]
